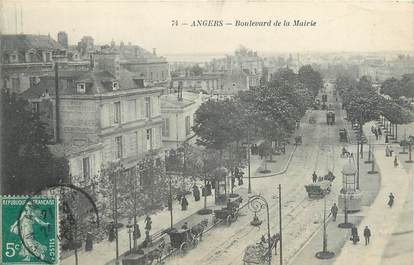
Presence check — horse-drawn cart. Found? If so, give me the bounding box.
[243,234,280,265]
[213,197,242,225]
[167,228,198,254]
[304,181,332,198]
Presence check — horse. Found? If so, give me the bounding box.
[191,219,208,241]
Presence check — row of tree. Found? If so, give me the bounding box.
[192,65,321,169]
[336,75,413,139]
[380,74,414,100]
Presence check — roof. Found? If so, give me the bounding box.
[20,69,142,99]
[2,34,64,52]
[342,160,356,175]
[161,92,201,109]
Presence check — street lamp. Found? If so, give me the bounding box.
[248,195,272,265]
[315,197,335,259]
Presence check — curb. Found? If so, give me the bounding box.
[245,144,298,179]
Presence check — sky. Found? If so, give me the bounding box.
[1,0,413,56]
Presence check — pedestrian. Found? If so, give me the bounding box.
[331,203,338,221]
[388,193,395,208]
[85,232,93,251]
[193,184,200,201]
[108,222,115,242]
[374,129,378,140]
[312,171,317,183]
[385,134,389,144]
[363,226,371,245]
[238,171,244,186]
[133,223,141,241]
[143,230,151,248]
[394,156,399,167]
[145,215,152,232]
[378,127,382,137]
[350,225,359,244]
[181,195,189,210]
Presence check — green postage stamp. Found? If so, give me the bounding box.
[1,196,59,264]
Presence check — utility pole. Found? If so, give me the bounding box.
[248,129,251,194]
[278,184,283,265]
[169,174,173,228]
[113,167,119,265]
[356,142,360,190]
[54,62,60,143]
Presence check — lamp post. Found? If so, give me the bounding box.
[247,129,252,194]
[315,197,335,259]
[248,195,272,265]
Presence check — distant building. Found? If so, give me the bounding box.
[1,34,89,94]
[21,51,164,180]
[57,31,68,49]
[77,36,95,57]
[160,90,203,149]
[100,42,170,87]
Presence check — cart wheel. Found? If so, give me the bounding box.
[180,242,189,255]
[226,215,232,226]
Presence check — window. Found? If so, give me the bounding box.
[82,157,91,180]
[112,82,119,91]
[12,78,20,90]
[11,54,17,62]
[46,52,52,62]
[145,97,151,119]
[115,136,123,159]
[185,116,191,136]
[77,83,86,93]
[127,100,137,121]
[146,129,152,151]
[114,101,121,124]
[162,118,170,137]
[31,102,40,113]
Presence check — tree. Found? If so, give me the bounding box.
[380,77,402,99]
[193,100,244,150]
[298,65,324,96]
[1,90,69,195]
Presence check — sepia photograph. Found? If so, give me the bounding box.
[0,1,413,265]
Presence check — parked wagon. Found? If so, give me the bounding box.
[326,111,335,125]
[304,181,332,198]
[339,129,348,142]
[167,228,198,254]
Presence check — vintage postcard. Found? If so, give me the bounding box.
[1,1,413,265]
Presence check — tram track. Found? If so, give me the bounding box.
[165,84,344,265]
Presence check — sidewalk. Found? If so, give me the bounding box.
[61,188,218,265]
[332,144,412,265]
[287,121,412,265]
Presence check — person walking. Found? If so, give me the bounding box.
[145,215,152,232]
[351,225,359,244]
[330,203,338,221]
[388,193,395,208]
[363,226,371,245]
[193,184,200,201]
[394,156,399,167]
[312,171,317,183]
[181,195,189,211]
[85,232,93,251]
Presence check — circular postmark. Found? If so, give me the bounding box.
[17,183,99,264]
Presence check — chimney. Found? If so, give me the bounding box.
[178,83,183,101]
[89,53,94,71]
[152,48,157,56]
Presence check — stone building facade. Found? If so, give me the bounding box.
[21,52,164,181]
[1,34,89,94]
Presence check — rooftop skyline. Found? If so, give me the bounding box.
[2,1,412,55]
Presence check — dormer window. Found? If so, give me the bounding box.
[112,82,119,91]
[77,83,86,93]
